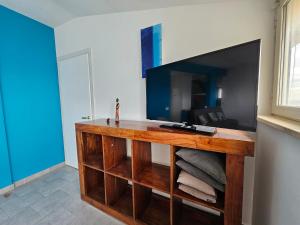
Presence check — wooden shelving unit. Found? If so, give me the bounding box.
[76,119,255,225]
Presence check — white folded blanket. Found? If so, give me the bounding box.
[177,170,216,197]
[179,184,217,203]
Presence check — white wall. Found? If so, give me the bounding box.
[253,123,300,225]
[55,1,275,224]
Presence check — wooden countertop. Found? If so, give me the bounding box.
[76,119,255,156]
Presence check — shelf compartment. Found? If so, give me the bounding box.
[132,140,170,193]
[105,174,133,217]
[173,188,224,213]
[106,157,132,180]
[103,136,132,179]
[170,145,225,213]
[172,197,223,225]
[82,133,103,170]
[135,163,170,193]
[84,166,105,204]
[134,183,170,225]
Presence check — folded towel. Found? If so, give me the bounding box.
[177,170,216,197]
[176,160,225,192]
[176,148,226,184]
[178,184,216,203]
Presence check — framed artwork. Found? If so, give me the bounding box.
[141,24,162,78]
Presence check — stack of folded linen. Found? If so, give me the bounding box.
[176,148,226,203]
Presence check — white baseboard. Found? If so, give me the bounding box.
[0,162,65,194]
[0,184,14,195]
[15,162,65,187]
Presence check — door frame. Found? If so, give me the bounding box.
[57,48,95,120]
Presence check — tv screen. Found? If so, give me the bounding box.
[146,40,260,131]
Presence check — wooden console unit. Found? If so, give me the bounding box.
[75,119,255,225]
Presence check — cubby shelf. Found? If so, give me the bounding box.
[134,183,170,225]
[83,155,104,171]
[135,163,170,193]
[106,173,133,217]
[84,166,105,204]
[138,194,170,225]
[174,202,223,225]
[106,157,132,180]
[86,188,106,204]
[82,132,104,171]
[109,186,133,217]
[173,188,224,213]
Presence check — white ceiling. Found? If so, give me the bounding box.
[0,0,243,27]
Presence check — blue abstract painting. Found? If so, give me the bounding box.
[141,24,162,78]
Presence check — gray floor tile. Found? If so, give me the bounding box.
[33,207,73,225]
[0,166,125,225]
[1,207,42,225]
[19,192,45,206]
[0,195,29,217]
[0,208,9,223]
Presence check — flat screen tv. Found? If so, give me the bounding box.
[146,40,260,131]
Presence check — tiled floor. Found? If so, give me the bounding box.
[0,166,124,225]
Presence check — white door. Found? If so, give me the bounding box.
[58,50,94,168]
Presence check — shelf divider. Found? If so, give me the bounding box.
[102,135,132,179]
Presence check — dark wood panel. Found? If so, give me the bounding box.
[132,140,151,180]
[76,131,86,196]
[170,146,176,225]
[82,133,104,170]
[103,136,127,171]
[133,183,151,219]
[224,154,244,225]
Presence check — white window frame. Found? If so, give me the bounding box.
[272,0,300,121]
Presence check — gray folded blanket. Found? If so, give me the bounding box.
[176,160,225,192]
[176,148,226,184]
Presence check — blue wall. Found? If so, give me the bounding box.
[0,88,12,188]
[0,6,64,185]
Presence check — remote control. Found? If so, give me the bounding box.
[160,123,217,135]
